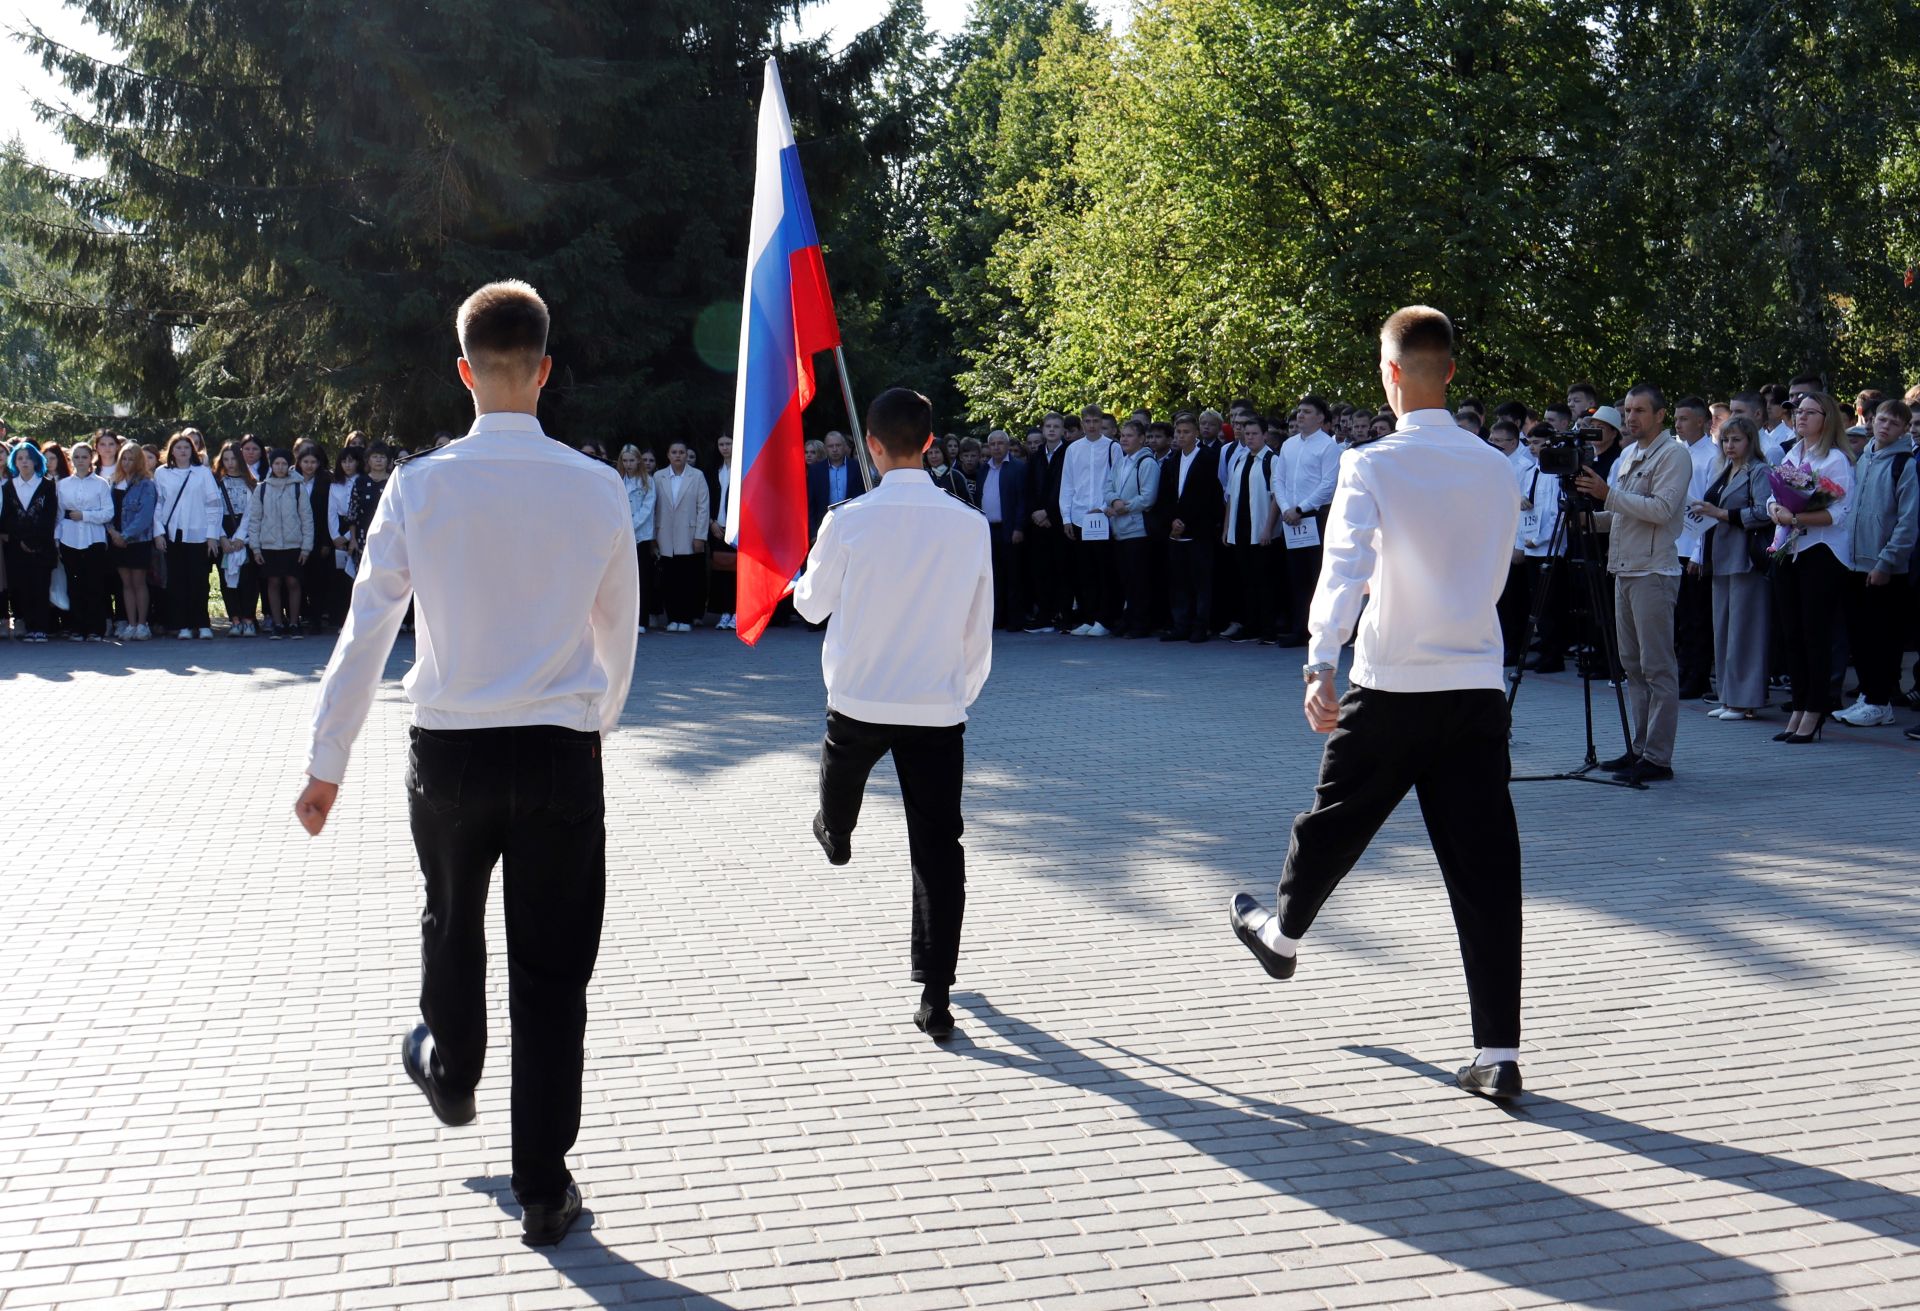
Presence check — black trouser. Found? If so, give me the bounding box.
[1276,687,1522,1048]
[818,711,966,985]
[1496,557,1531,665]
[1280,541,1323,643]
[1844,568,1906,707]
[1168,538,1214,637]
[1773,544,1848,714]
[987,524,1023,629]
[1026,523,1072,627]
[1675,568,1714,693]
[60,543,111,637]
[1211,528,1238,632]
[220,553,260,623]
[1073,536,1118,629]
[406,724,605,1205]
[4,544,53,633]
[160,541,213,631]
[1530,555,1568,662]
[659,553,702,624]
[1229,541,1272,637]
[1114,536,1153,635]
[301,549,337,628]
[633,543,654,626]
[708,543,736,616]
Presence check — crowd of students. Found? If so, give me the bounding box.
[7,376,1918,758]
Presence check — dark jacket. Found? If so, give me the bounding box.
[807,458,871,540]
[930,464,977,507]
[980,457,1028,539]
[1025,440,1069,527]
[1162,446,1224,541]
[1,476,58,552]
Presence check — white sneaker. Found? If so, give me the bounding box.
[198,627,213,639]
[1023,625,1057,634]
[1086,622,1111,637]
[113,621,129,639]
[1070,623,1094,636]
[134,624,151,640]
[637,626,648,635]
[1221,622,1244,638]
[1840,702,1895,727]
[720,614,735,630]
[178,628,193,639]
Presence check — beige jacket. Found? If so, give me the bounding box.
[1598,435,1691,576]
[653,467,710,556]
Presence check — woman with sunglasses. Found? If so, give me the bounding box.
[1766,391,1856,743]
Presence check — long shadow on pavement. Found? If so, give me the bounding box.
[462,1176,739,1309]
[1350,1045,1920,1246]
[949,992,1788,1309]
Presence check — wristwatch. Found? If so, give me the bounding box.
[1302,662,1335,682]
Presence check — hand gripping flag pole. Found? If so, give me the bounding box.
[725,58,869,644]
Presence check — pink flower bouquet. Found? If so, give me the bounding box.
[1767,464,1845,556]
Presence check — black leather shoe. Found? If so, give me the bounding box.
[1614,760,1674,784]
[1188,633,1211,644]
[812,811,850,866]
[1229,893,1297,980]
[401,1025,475,1127]
[1455,1060,1522,1102]
[521,1183,583,1247]
[1905,723,1920,741]
[1525,658,1566,673]
[1160,631,1189,643]
[1598,750,1641,772]
[914,1002,955,1040]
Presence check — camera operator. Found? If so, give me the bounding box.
[1572,384,1691,784]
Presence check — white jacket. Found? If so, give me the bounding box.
[153,464,221,543]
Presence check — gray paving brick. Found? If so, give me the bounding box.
[5,632,1920,1311]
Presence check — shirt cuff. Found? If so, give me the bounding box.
[306,743,349,786]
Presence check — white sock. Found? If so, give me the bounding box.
[1476,1047,1520,1066]
[1256,917,1300,958]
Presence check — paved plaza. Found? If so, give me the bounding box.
[2,627,1918,1311]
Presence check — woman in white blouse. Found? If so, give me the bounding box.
[55,441,115,641]
[1766,391,1856,743]
[617,444,657,633]
[152,431,222,638]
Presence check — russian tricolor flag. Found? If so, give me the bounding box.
[726,59,843,645]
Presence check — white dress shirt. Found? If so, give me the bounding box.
[306,411,638,784]
[59,475,115,548]
[981,457,1005,523]
[793,468,993,727]
[1676,433,1718,560]
[1274,428,1341,517]
[1309,408,1521,692]
[1059,434,1116,528]
[1224,444,1278,545]
[1769,444,1856,569]
[1516,463,1560,557]
[1764,422,1792,466]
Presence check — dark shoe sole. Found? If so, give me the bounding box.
[1229,895,1297,980]
[401,1026,475,1127]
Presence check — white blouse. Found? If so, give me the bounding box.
[1769,444,1855,569]
[56,472,114,549]
[152,464,221,543]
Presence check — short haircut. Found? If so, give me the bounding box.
[1731,390,1763,412]
[1625,382,1667,411]
[866,387,934,459]
[457,279,550,377]
[1041,411,1064,425]
[1877,397,1913,425]
[1229,396,1258,415]
[1297,393,1331,421]
[958,436,984,454]
[1567,379,1598,398]
[1762,383,1790,406]
[1079,404,1103,419]
[1545,401,1572,420]
[1379,306,1453,375]
[1172,411,1198,427]
[1119,419,1145,437]
[1489,419,1520,440]
[1148,422,1175,441]
[1493,400,1529,423]
[1675,395,1709,416]
[1789,372,1825,393]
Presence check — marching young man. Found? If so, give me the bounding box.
[1228,306,1528,1101]
[795,387,993,1041]
[294,280,637,1245]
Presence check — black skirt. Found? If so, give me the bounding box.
[111,540,154,570]
[261,548,302,579]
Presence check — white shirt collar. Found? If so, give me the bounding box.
[467,410,544,437]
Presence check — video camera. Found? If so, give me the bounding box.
[1535,408,1603,508]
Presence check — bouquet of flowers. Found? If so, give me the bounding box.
[1766,463,1846,557]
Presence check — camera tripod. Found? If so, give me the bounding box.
[1505,487,1645,790]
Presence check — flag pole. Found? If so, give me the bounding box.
[832,345,878,487]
